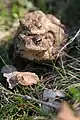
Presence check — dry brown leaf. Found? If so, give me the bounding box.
[16,72,39,86]
[1,65,39,88]
[3,71,39,89]
[57,102,80,120]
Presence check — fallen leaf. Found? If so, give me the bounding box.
[1,65,39,88]
[1,65,17,73]
[1,65,18,89]
[16,72,39,86]
[43,89,65,101]
[3,71,39,88]
[3,72,18,89]
[43,89,56,101]
[42,89,65,112]
[57,102,80,120]
[55,90,65,98]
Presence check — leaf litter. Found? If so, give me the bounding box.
[1,65,39,89]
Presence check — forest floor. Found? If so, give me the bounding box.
[0,0,80,120]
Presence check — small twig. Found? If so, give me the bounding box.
[57,29,80,58]
[66,71,80,81]
[0,84,60,110]
[60,56,67,79]
[67,64,80,71]
[65,53,80,63]
[64,83,80,90]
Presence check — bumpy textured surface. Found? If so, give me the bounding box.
[11,10,67,62]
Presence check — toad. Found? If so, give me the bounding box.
[10,11,67,63]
